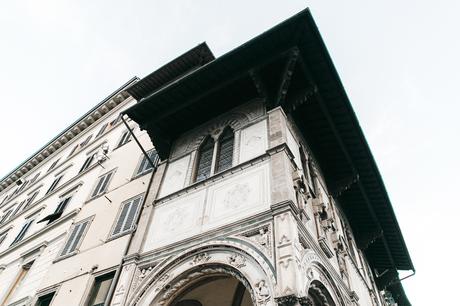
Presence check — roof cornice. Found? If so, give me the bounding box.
[0,77,139,192]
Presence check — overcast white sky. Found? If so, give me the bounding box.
[1,1,458,304]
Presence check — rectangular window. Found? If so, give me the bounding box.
[109,114,122,127]
[68,144,79,158]
[11,218,34,245]
[116,130,131,148]
[135,150,158,177]
[0,231,8,247]
[47,159,60,173]
[111,195,143,237]
[38,195,72,225]
[60,219,91,256]
[1,195,8,205]
[15,180,29,195]
[96,123,108,138]
[35,292,55,306]
[24,190,40,210]
[46,175,63,195]
[11,200,27,217]
[90,170,115,199]
[80,135,93,148]
[29,172,41,185]
[86,271,115,306]
[79,153,96,173]
[0,209,13,224]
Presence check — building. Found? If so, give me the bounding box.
[0,9,413,306]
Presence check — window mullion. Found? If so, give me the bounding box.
[210,139,219,176]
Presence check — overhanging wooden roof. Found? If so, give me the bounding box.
[124,9,414,299]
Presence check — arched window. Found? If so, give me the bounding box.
[194,128,235,183]
[195,136,214,182]
[215,127,234,173]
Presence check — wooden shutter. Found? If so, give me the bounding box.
[216,128,234,173]
[61,220,89,256]
[11,219,33,244]
[113,202,131,235]
[123,197,141,232]
[79,154,95,173]
[97,123,108,137]
[46,175,63,195]
[195,137,214,182]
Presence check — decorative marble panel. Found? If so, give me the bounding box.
[143,190,206,250]
[239,119,268,163]
[158,155,190,198]
[143,162,270,252]
[204,163,270,229]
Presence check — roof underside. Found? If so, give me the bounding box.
[124,9,413,301]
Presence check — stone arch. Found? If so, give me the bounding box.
[300,251,346,306]
[129,239,277,306]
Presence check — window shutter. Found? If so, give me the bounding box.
[61,220,88,256]
[196,137,214,182]
[79,154,95,173]
[113,202,130,235]
[0,210,13,224]
[99,172,112,194]
[0,232,7,246]
[97,123,108,137]
[29,172,40,184]
[11,219,33,245]
[24,191,39,209]
[61,224,80,255]
[91,172,113,198]
[46,175,63,195]
[12,200,26,217]
[117,131,131,147]
[123,197,141,232]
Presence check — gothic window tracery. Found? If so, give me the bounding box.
[194,127,235,183]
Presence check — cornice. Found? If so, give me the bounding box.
[0,77,139,193]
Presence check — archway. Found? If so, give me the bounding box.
[171,274,253,306]
[306,281,336,306]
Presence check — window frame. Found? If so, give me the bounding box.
[133,150,158,178]
[108,194,144,240]
[57,216,93,259]
[10,217,35,246]
[83,269,117,306]
[193,128,235,183]
[116,130,131,148]
[89,169,116,200]
[45,174,64,196]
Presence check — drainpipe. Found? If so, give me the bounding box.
[105,114,159,305]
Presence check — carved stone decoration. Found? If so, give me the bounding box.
[228,253,247,268]
[243,225,273,259]
[254,279,271,305]
[151,273,171,293]
[224,183,251,210]
[274,295,299,306]
[189,253,211,266]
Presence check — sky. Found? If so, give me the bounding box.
[1,1,458,304]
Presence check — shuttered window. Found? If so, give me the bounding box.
[195,137,214,182]
[11,200,26,217]
[16,180,29,195]
[135,150,158,176]
[215,128,234,173]
[11,218,34,245]
[24,190,39,210]
[61,219,90,256]
[47,159,60,173]
[116,130,131,148]
[38,195,72,224]
[80,135,93,148]
[0,231,8,247]
[111,195,142,237]
[29,172,40,184]
[46,175,63,195]
[79,154,96,173]
[96,123,108,137]
[0,209,13,224]
[91,171,114,198]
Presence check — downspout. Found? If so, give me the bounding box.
[105,114,159,305]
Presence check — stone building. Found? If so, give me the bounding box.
[0,9,413,306]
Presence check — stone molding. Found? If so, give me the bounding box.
[126,239,277,306]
